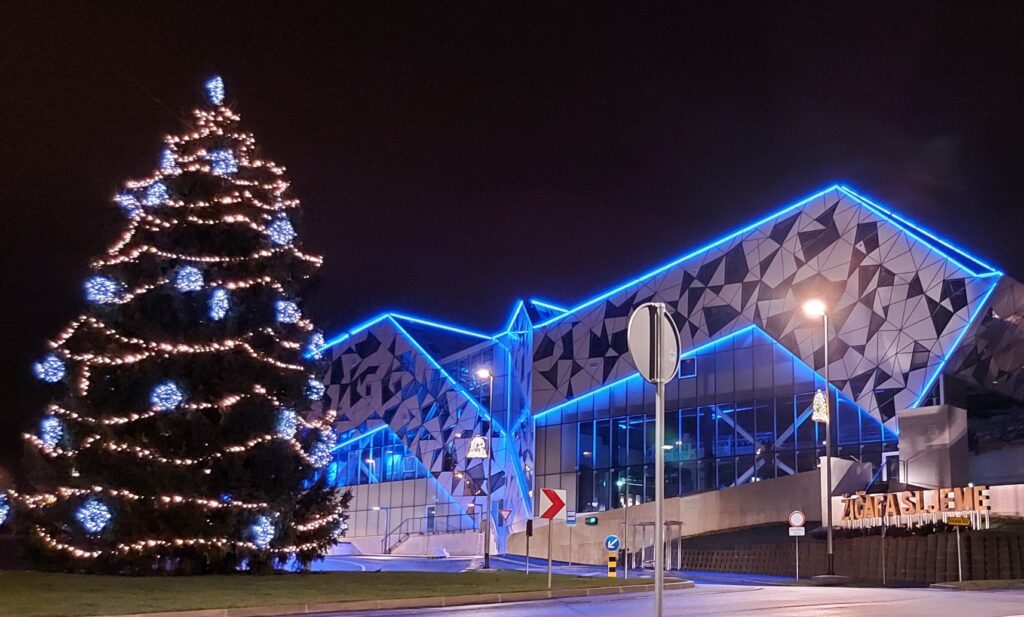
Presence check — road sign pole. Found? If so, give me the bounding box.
[623,479,629,580]
[956,525,962,583]
[568,524,573,567]
[652,304,666,617]
[547,521,553,589]
[795,535,799,580]
[526,531,530,575]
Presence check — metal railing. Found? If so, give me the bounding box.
[382,513,481,554]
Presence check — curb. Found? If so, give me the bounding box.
[102,580,695,617]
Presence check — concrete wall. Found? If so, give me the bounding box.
[896,405,969,489]
[508,469,825,565]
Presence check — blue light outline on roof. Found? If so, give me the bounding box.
[910,274,1002,408]
[533,323,897,439]
[532,185,839,329]
[390,312,494,340]
[529,298,568,313]
[533,184,1003,330]
[388,317,534,513]
[837,186,1001,277]
[502,300,527,333]
[331,423,388,452]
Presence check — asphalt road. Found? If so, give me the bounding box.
[321,584,1024,617]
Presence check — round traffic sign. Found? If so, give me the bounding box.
[788,510,806,527]
[604,534,621,551]
[627,302,681,384]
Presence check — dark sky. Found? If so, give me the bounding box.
[3,3,1024,466]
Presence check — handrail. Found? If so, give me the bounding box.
[381,512,481,554]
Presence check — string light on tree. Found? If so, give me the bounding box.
[0,494,9,527]
[84,276,121,304]
[251,515,275,549]
[39,416,64,448]
[275,300,301,324]
[32,354,66,383]
[207,149,238,176]
[150,381,185,411]
[267,215,296,246]
[208,288,230,321]
[276,409,298,440]
[204,75,225,105]
[306,332,325,359]
[19,75,348,574]
[75,498,112,535]
[143,181,168,207]
[174,266,205,292]
[305,377,325,401]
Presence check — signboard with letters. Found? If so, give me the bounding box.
[840,485,991,529]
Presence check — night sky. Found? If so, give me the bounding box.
[3,3,1024,468]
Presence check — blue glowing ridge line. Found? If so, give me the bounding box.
[502,300,527,333]
[389,312,495,340]
[533,323,897,438]
[389,316,533,513]
[911,274,1002,408]
[837,186,1001,277]
[532,185,840,330]
[529,298,568,312]
[331,423,388,452]
[317,313,391,355]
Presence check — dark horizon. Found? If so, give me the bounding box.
[3,3,1024,468]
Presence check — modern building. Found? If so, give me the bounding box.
[315,184,1024,557]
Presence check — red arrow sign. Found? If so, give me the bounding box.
[539,488,567,520]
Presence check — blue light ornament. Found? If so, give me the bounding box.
[76,498,112,535]
[33,354,66,383]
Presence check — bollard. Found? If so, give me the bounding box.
[608,552,618,578]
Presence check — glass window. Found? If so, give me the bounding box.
[716,457,735,489]
[578,421,595,470]
[752,344,774,398]
[644,413,657,464]
[594,470,611,511]
[665,463,681,499]
[696,353,716,403]
[577,470,594,512]
[715,350,734,399]
[735,402,755,456]
[678,357,696,378]
[595,419,611,469]
[680,408,698,461]
[734,346,754,400]
[627,415,645,466]
[697,406,716,460]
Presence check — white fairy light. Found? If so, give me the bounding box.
[39,416,64,448]
[251,515,275,549]
[174,266,204,292]
[309,431,336,468]
[207,149,238,176]
[84,276,121,304]
[305,377,325,401]
[76,498,112,534]
[150,381,185,411]
[33,354,66,383]
[209,288,229,320]
[116,193,141,217]
[205,75,225,105]
[160,148,178,174]
[266,215,296,246]
[276,409,298,440]
[275,300,301,324]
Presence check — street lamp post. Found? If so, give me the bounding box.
[476,367,496,570]
[803,299,835,576]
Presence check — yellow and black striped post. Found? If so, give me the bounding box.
[607,552,617,578]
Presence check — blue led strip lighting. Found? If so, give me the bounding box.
[388,317,534,513]
[910,274,1002,408]
[837,186,1000,278]
[529,298,568,313]
[331,423,388,452]
[534,323,897,438]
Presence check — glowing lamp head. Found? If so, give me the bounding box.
[475,367,492,380]
[802,299,827,318]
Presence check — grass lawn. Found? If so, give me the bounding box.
[0,570,652,617]
[937,578,1024,590]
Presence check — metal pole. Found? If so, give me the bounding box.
[484,375,494,569]
[623,479,629,580]
[653,304,665,617]
[956,526,962,582]
[824,312,834,576]
[547,521,553,589]
[568,524,573,566]
[795,535,799,580]
[525,527,531,575]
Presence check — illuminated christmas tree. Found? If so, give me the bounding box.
[17,76,348,574]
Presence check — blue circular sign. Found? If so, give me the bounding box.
[604,535,621,551]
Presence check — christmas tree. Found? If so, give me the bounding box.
[16,76,348,574]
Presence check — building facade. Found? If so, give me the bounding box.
[315,185,1024,553]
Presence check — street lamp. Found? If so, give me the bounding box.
[475,366,496,570]
[802,298,835,576]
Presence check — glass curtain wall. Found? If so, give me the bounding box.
[536,328,897,513]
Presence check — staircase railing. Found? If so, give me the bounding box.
[382,512,481,554]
